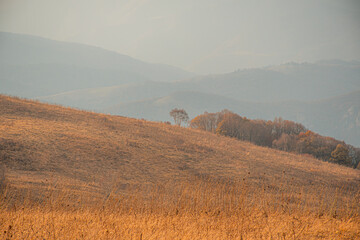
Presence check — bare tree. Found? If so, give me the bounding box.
[170,108,189,126]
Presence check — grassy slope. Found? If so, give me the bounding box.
[1,94,358,194]
[0,96,360,193]
[0,95,359,239]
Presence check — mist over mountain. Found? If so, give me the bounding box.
[38,56,360,108]
[0,32,193,97]
[1,0,359,74]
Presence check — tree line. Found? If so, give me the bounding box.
[188,110,360,168]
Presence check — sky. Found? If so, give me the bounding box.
[0,0,360,74]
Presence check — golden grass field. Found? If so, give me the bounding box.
[0,95,359,239]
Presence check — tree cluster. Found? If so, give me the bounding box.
[190,110,360,168]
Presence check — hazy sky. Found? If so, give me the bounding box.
[1,0,360,74]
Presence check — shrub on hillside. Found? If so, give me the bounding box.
[330,144,351,166]
[190,111,224,133]
[272,133,297,152]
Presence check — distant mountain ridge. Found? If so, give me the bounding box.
[187,61,360,102]
[0,32,194,97]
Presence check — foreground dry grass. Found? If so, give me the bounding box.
[1,178,359,240]
[2,209,359,239]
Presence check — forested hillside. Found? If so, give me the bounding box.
[189,110,360,168]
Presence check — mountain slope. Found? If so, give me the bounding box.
[0,95,358,197]
[38,81,177,110]
[105,91,262,121]
[38,61,360,109]
[260,90,360,146]
[186,61,360,102]
[0,32,193,97]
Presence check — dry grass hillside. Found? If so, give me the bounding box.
[0,94,359,239]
